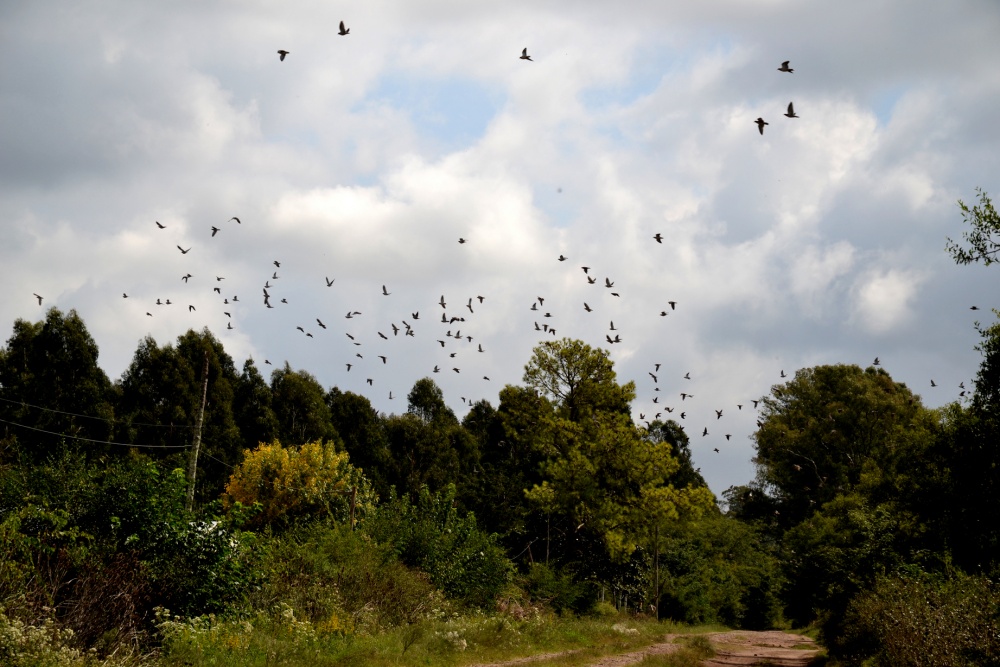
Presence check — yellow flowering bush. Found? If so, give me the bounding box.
[225,440,375,527]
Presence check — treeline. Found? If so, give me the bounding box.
[2,306,1000,665]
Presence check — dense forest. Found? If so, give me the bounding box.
[3,194,1000,665]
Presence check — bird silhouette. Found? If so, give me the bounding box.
[778,60,794,73]
[155,221,165,229]
[277,50,289,61]
[188,305,195,312]
[33,293,43,305]
[584,303,592,312]
[558,255,567,261]
[520,47,532,61]
[317,319,326,329]
[458,238,466,244]
[338,20,349,35]
[668,301,677,310]
[784,102,799,118]
[325,277,335,286]
[873,357,880,366]
[605,278,614,288]
[229,216,241,224]
[756,118,768,135]
[382,285,390,295]
[177,245,191,254]
[211,226,220,237]
[653,233,663,243]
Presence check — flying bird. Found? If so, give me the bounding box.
[317,319,326,329]
[558,255,567,261]
[382,285,390,295]
[338,20,349,35]
[211,226,220,237]
[122,293,128,298]
[520,47,532,61]
[584,303,592,312]
[653,233,663,243]
[777,60,794,73]
[325,277,335,286]
[33,293,43,305]
[784,102,799,118]
[277,50,289,61]
[177,245,191,254]
[229,216,241,224]
[458,238,466,244]
[155,221,165,229]
[873,357,880,366]
[755,118,768,135]
[605,278,614,288]
[668,301,677,310]
[188,305,195,312]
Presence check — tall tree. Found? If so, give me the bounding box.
[523,338,633,421]
[752,364,938,528]
[117,328,241,502]
[269,364,339,446]
[233,358,278,448]
[520,340,715,567]
[326,387,391,498]
[0,308,115,460]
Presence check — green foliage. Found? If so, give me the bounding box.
[232,358,278,449]
[522,562,597,615]
[365,485,513,608]
[269,364,340,446]
[116,329,243,503]
[752,364,938,528]
[251,523,440,632]
[840,569,1000,666]
[0,308,115,461]
[947,187,1000,266]
[326,387,393,498]
[523,338,634,421]
[656,516,784,629]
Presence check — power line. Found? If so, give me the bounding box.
[0,395,197,429]
[0,417,191,449]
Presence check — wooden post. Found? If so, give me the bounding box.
[185,350,210,512]
[349,485,357,530]
[654,523,660,620]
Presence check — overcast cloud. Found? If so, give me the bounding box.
[3,0,1000,494]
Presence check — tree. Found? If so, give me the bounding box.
[326,387,391,498]
[233,358,278,448]
[269,364,339,446]
[519,340,715,569]
[523,338,633,421]
[117,329,242,503]
[946,188,1000,265]
[751,364,938,528]
[0,309,115,460]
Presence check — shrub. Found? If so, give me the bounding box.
[225,439,375,528]
[252,522,441,632]
[364,485,514,608]
[841,568,1000,666]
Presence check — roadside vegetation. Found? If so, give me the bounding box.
[2,193,1000,666]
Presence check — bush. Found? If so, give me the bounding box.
[522,562,597,615]
[225,439,376,529]
[840,568,1000,666]
[252,522,441,632]
[364,485,514,608]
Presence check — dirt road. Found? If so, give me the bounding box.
[469,630,822,667]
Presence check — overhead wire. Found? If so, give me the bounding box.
[0,416,191,449]
[0,395,197,429]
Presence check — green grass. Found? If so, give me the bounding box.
[154,608,717,667]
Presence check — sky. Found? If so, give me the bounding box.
[2,0,1000,495]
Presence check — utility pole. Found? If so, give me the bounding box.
[185,350,210,512]
[654,523,660,620]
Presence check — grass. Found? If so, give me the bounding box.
[154,607,721,667]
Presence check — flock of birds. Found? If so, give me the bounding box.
[23,27,980,469]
